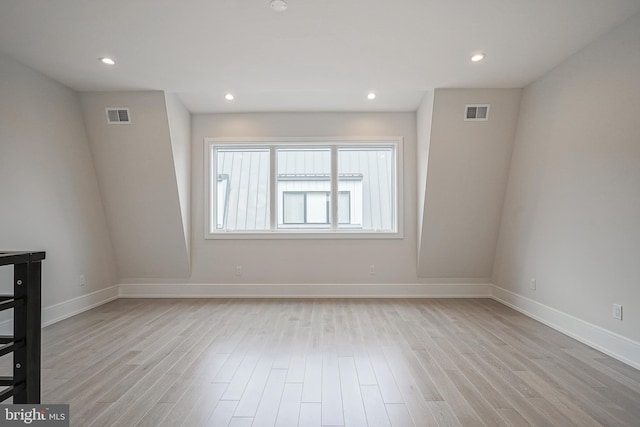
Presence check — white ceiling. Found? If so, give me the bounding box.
[1,0,639,113]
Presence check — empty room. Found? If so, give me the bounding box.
[1,0,639,426]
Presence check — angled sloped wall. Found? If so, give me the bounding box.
[416,91,434,256]
[418,88,522,279]
[164,93,192,264]
[81,91,190,279]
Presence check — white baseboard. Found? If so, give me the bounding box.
[0,286,119,334]
[118,282,492,299]
[42,286,119,327]
[491,285,640,370]
[5,282,636,370]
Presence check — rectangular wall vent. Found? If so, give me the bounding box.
[464,104,490,121]
[106,108,131,124]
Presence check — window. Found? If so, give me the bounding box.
[214,148,270,231]
[338,192,350,224]
[216,174,229,229]
[277,148,331,228]
[205,137,403,239]
[282,191,350,226]
[338,147,394,230]
[283,192,329,225]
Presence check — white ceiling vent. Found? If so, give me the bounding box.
[464,104,490,121]
[106,108,131,124]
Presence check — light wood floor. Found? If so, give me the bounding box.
[15,299,640,426]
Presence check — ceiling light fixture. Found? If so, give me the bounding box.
[367,92,376,100]
[470,53,486,62]
[99,57,115,65]
[224,93,235,101]
[270,0,288,12]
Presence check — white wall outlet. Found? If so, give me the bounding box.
[235,265,242,277]
[530,278,536,290]
[369,264,376,275]
[612,304,623,320]
[79,274,86,287]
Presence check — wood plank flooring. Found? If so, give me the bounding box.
[5,298,640,426]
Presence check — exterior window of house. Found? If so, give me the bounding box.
[338,191,350,224]
[206,137,403,239]
[283,191,329,224]
[282,191,351,225]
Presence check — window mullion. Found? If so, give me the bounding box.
[210,145,217,233]
[330,145,338,230]
[270,146,276,231]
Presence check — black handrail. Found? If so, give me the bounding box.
[0,251,45,403]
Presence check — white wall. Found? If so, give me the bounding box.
[0,52,117,309]
[493,12,640,343]
[188,112,430,284]
[164,93,192,263]
[418,89,522,278]
[80,91,190,279]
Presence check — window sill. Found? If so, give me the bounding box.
[205,229,403,240]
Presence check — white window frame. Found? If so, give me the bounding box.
[204,137,404,239]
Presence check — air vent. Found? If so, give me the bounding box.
[464,104,490,121]
[105,108,131,124]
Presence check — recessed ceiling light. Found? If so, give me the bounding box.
[367,92,376,100]
[270,0,288,12]
[224,93,235,101]
[99,57,115,65]
[471,53,486,62]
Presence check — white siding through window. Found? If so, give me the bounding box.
[216,148,270,231]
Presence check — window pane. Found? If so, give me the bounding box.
[338,191,350,224]
[277,148,331,228]
[306,192,329,224]
[215,148,270,231]
[283,192,305,224]
[216,175,229,229]
[338,147,394,231]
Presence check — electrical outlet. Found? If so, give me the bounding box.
[612,304,623,320]
[79,275,86,287]
[235,265,242,277]
[530,278,536,290]
[369,264,376,275]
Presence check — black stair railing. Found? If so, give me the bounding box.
[0,251,45,404]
